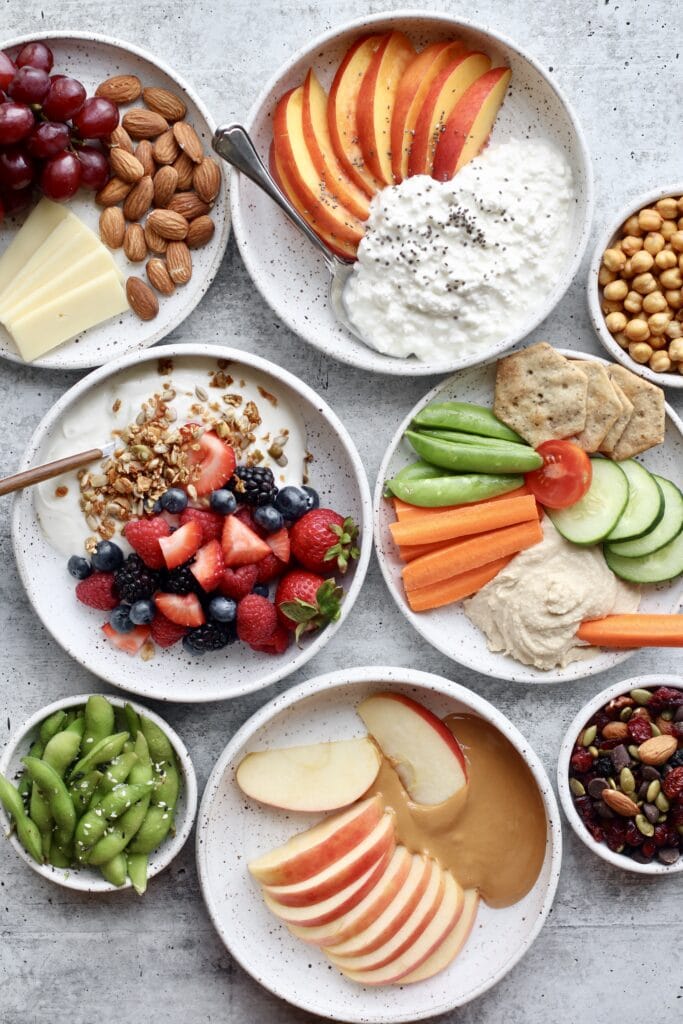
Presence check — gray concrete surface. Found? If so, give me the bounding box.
[1,1,682,1022]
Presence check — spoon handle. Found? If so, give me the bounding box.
[212,124,336,271]
[0,449,104,497]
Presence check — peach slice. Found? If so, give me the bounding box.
[390,40,467,182]
[400,887,479,984]
[407,51,491,177]
[432,66,512,180]
[357,693,468,804]
[248,794,382,887]
[356,30,416,186]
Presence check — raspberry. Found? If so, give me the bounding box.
[179,507,224,544]
[627,716,652,744]
[150,613,187,647]
[75,571,118,610]
[218,564,258,601]
[571,749,594,773]
[123,517,170,569]
[250,624,290,655]
[662,766,683,800]
[236,594,277,646]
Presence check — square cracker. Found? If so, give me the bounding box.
[573,361,624,452]
[493,342,588,448]
[607,365,666,460]
[599,381,634,454]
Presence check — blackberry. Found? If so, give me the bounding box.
[115,554,160,604]
[230,465,278,507]
[163,562,201,595]
[183,622,235,654]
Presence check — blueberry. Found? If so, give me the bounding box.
[274,485,310,520]
[110,604,134,633]
[152,499,163,514]
[253,504,284,533]
[252,582,269,597]
[160,487,188,514]
[302,486,320,510]
[91,540,124,572]
[208,596,237,623]
[129,599,155,625]
[210,489,238,515]
[67,555,92,580]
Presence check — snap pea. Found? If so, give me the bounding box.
[17,740,44,801]
[412,401,524,443]
[69,770,102,816]
[80,695,115,756]
[42,728,83,778]
[86,795,151,865]
[387,470,525,508]
[124,703,140,740]
[140,716,176,767]
[100,853,127,887]
[69,731,129,780]
[39,710,66,746]
[414,428,530,450]
[0,774,43,864]
[127,852,148,895]
[406,431,543,474]
[128,805,174,855]
[21,757,76,840]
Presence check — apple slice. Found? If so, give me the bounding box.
[236,736,381,812]
[356,30,416,185]
[400,887,479,984]
[248,794,382,886]
[288,846,412,946]
[328,34,387,197]
[390,40,467,182]
[407,51,491,177]
[357,693,468,804]
[263,811,395,907]
[432,66,512,180]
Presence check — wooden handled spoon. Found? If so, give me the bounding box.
[0,441,117,497]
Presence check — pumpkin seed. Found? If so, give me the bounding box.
[650,724,661,737]
[588,745,599,758]
[635,813,655,837]
[656,792,670,812]
[647,780,661,802]
[569,779,586,797]
[630,688,652,705]
[628,745,641,761]
[620,767,636,793]
[677,825,683,836]
[619,706,633,722]
[660,709,673,722]
[607,777,617,790]
[581,725,597,747]
[657,813,667,824]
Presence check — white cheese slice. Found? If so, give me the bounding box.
[0,199,69,304]
[4,247,122,321]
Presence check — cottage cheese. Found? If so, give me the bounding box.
[344,138,575,361]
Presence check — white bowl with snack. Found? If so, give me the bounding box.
[588,185,683,389]
[11,343,372,702]
[230,11,593,375]
[374,344,683,684]
[196,665,562,1022]
[0,32,229,369]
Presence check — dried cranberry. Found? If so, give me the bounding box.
[571,749,594,773]
[654,824,678,848]
[625,821,644,847]
[603,820,627,851]
[662,766,683,800]
[627,716,652,744]
[670,803,683,826]
[648,686,683,711]
[640,840,657,858]
[587,821,605,843]
[594,710,612,731]
[599,737,625,750]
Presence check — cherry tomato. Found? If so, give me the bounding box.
[525,440,592,509]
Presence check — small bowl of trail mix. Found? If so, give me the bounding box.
[558,675,683,873]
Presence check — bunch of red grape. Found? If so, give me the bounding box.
[0,41,119,222]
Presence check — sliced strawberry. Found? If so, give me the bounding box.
[180,506,224,544]
[190,539,225,591]
[218,564,259,600]
[186,431,236,496]
[123,517,170,570]
[266,527,290,563]
[222,515,270,567]
[158,520,203,570]
[250,624,290,655]
[155,592,205,627]
[255,552,285,584]
[150,612,187,647]
[235,505,267,538]
[102,622,150,655]
[75,571,118,610]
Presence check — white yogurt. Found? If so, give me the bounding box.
[344,138,575,361]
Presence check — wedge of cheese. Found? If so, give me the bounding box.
[0,198,69,304]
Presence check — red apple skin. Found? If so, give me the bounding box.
[400,887,479,984]
[432,66,512,180]
[365,691,468,781]
[355,30,415,185]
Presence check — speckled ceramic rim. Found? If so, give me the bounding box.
[0,692,198,892]
[587,182,683,389]
[0,30,230,371]
[557,674,683,875]
[10,342,372,702]
[196,665,563,1022]
[231,8,594,377]
[373,348,683,684]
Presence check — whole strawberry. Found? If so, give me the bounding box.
[289,509,359,575]
[236,594,278,647]
[275,571,343,641]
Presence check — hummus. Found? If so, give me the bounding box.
[463,520,640,670]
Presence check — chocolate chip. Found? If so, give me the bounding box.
[641,766,661,781]
[674,706,683,723]
[588,778,609,798]
[610,744,631,773]
[657,847,680,865]
[643,803,659,824]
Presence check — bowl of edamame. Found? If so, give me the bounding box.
[0,693,197,893]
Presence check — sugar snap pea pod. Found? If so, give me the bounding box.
[415,428,530,450]
[127,852,148,895]
[69,770,102,816]
[406,431,543,474]
[388,470,525,508]
[42,728,83,778]
[153,762,180,811]
[124,703,140,739]
[80,695,115,756]
[17,740,44,801]
[384,460,445,498]
[139,716,176,767]
[127,804,174,855]
[39,710,66,745]
[21,756,76,840]
[100,852,127,887]
[0,774,43,863]
[412,401,525,443]
[29,785,53,858]
[69,731,129,780]
[86,795,151,865]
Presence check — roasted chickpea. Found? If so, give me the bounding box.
[622,214,642,236]
[628,341,653,362]
[622,234,643,257]
[648,333,668,350]
[624,290,643,313]
[648,311,671,335]
[667,322,683,341]
[625,318,651,342]
[630,249,654,274]
[661,219,677,240]
[649,350,672,373]
[605,311,628,333]
[644,231,665,255]
[603,279,628,301]
[632,272,657,295]
[638,208,663,232]
[621,258,635,278]
[642,290,668,314]
[668,337,683,359]
[665,288,682,309]
[602,299,624,314]
[660,267,683,290]
[655,249,677,271]
[655,197,679,220]
[598,265,617,286]
[613,331,629,349]
[602,247,626,272]
[670,231,683,253]
[678,196,683,214]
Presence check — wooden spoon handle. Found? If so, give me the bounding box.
[0,449,104,497]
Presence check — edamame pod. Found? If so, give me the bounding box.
[387,471,524,508]
[128,804,174,855]
[64,716,86,738]
[75,784,148,855]
[86,795,151,865]
[69,731,129,780]
[124,703,140,739]
[29,786,52,858]
[21,757,76,840]
[17,740,44,800]
[412,401,524,443]
[100,852,127,887]
[39,710,66,745]
[153,762,179,811]
[80,695,115,756]
[48,841,71,869]
[127,852,148,895]
[406,431,543,474]
[69,770,102,816]
[129,732,153,787]
[139,716,176,767]
[92,751,138,802]
[99,783,150,820]
[0,774,43,864]
[42,728,83,777]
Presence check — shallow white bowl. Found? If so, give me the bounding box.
[587,183,683,389]
[196,665,562,1023]
[374,349,683,684]
[0,693,197,892]
[557,674,683,875]
[11,343,372,703]
[0,31,230,370]
[231,9,593,376]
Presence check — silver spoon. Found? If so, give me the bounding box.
[212,123,363,342]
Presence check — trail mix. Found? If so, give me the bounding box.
[568,685,683,866]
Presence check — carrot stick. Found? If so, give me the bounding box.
[402,519,543,590]
[577,615,683,648]
[399,540,444,562]
[406,556,512,611]
[392,485,531,521]
[390,494,538,547]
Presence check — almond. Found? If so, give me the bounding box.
[143,86,186,122]
[601,789,639,817]
[656,715,677,737]
[108,125,134,154]
[144,221,168,254]
[95,177,132,207]
[173,121,203,163]
[123,223,147,262]
[123,175,154,222]
[122,108,169,140]
[109,148,145,184]
[99,206,126,249]
[186,215,215,249]
[173,151,195,189]
[96,74,142,104]
[146,258,175,295]
[153,165,179,208]
[146,208,189,241]
[166,241,192,284]
[126,276,159,321]
[602,721,629,741]
[167,191,210,220]
[193,156,221,203]
[135,139,156,177]
[153,129,180,166]
[638,734,678,765]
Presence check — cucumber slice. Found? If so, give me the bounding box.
[548,459,629,545]
[606,476,683,557]
[605,460,664,542]
[604,528,683,583]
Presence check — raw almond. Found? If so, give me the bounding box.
[602,721,629,741]
[123,175,154,222]
[146,208,189,241]
[173,121,203,163]
[96,74,142,104]
[95,177,132,207]
[193,157,221,203]
[153,129,180,166]
[656,715,677,737]
[123,108,169,139]
[146,258,175,295]
[135,139,156,177]
[167,191,210,220]
[638,734,678,765]
[153,165,179,208]
[124,223,147,262]
[143,86,186,122]
[601,789,639,817]
[166,241,192,284]
[126,276,159,321]
[99,206,126,249]
[144,221,168,254]
[173,151,195,189]
[109,148,145,184]
[108,125,134,154]
[186,215,215,249]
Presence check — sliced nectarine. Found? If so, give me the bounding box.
[400,887,479,984]
[356,30,416,186]
[432,66,512,180]
[328,34,387,197]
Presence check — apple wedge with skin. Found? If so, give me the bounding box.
[400,887,479,984]
[432,66,512,180]
[236,736,381,813]
[357,692,468,804]
[356,30,416,186]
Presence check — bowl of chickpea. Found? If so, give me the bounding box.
[589,186,683,388]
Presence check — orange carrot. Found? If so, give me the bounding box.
[402,519,543,590]
[392,485,531,521]
[577,615,683,648]
[390,494,538,547]
[399,540,444,562]
[406,556,512,611]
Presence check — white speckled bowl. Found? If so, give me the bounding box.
[588,183,683,389]
[0,32,230,370]
[0,693,197,892]
[557,674,683,875]
[196,665,562,1022]
[230,10,593,376]
[11,343,372,703]
[374,349,683,684]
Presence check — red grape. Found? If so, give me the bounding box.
[0,147,35,190]
[76,145,110,190]
[41,150,82,200]
[1,185,32,214]
[27,120,70,158]
[0,101,35,144]
[72,96,118,139]
[15,42,54,73]
[0,52,15,91]
[42,75,86,121]
[7,66,50,104]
